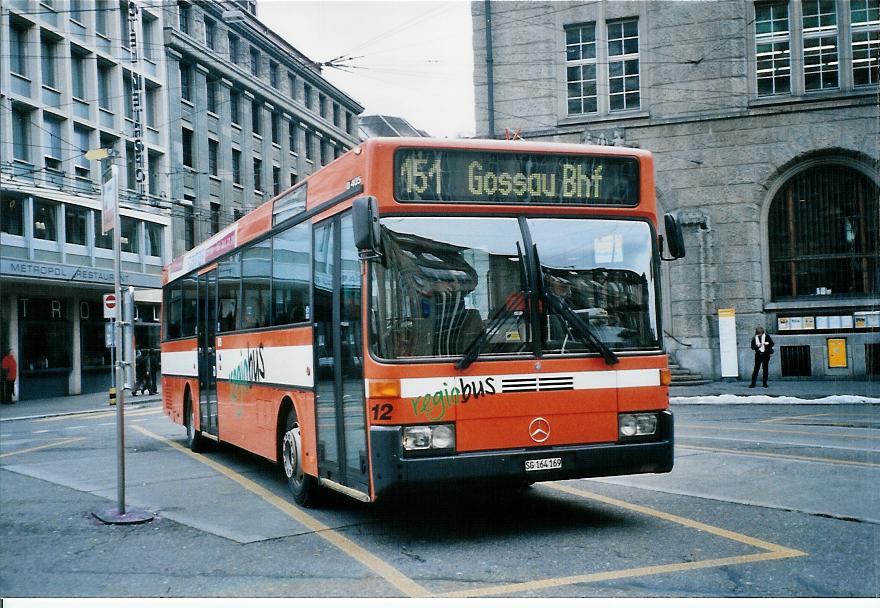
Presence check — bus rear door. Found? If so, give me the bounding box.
[198,269,219,437]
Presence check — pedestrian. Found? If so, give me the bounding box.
[1,347,17,404]
[749,326,774,388]
[133,350,147,396]
[147,349,159,395]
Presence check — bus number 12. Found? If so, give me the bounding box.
[400,157,442,196]
[371,403,393,421]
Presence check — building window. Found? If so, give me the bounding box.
[270,61,279,88]
[12,107,31,162]
[182,127,194,168]
[206,78,218,114]
[10,21,28,77]
[607,19,640,111]
[94,211,112,249]
[208,139,218,176]
[205,17,216,50]
[288,73,296,97]
[253,158,263,192]
[230,89,241,124]
[145,222,162,257]
[65,205,89,246]
[271,112,280,144]
[43,115,63,169]
[74,125,91,179]
[565,23,597,114]
[34,201,58,241]
[251,101,262,135]
[273,166,281,195]
[41,36,57,89]
[180,64,192,102]
[305,131,314,161]
[851,0,880,86]
[755,2,792,96]
[1,198,24,236]
[70,0,84,24]
[304,83,312,109]
[145,85,158,128]
[802,0,839,91]
[71,52,86,99]
[211,202,220,234]
[142,13,157,61]
[768,163,879,299]
[124,74,134,120]
[98,63,113,111]
[232,149,242,184]
[178,1,190,35]
[250,48,260,77]
[96,0,109,36]
[289,121,297,153]
[229,33,240,63]
[183,203,195,251]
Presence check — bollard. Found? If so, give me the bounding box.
[109,386,116,407]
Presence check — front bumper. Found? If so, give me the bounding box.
[370,410,673,499]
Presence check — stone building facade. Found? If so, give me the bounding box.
[472,0,878,380]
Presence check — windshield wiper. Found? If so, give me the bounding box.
[533,244,619,366]
[456,243,530,370]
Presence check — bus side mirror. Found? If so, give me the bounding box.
[663,213,686,260]
[353,196,381,259]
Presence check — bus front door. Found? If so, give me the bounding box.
[313,213,368,496]
[198,269,219,437]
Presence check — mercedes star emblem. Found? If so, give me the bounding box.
[529,417,550,443]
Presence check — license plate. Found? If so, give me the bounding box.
[525,457,562,472]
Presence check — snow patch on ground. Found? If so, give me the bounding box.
[670,394,880,405]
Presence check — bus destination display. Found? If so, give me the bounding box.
[395,148,639,206]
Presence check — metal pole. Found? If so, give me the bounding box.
[112,167,127,516]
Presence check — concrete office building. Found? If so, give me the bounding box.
[161,0,362,256]
[1,0,173,400]
[472,0,879,380]
[1,0,363,400]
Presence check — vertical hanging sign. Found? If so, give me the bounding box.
[718,308,739,379]
[128,1,146,197]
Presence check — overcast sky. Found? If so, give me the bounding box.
[258,0,476,138]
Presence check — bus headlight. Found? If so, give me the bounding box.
[402,424,455,453]
[619,413,658,439]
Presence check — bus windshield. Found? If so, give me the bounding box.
[369,216,659,360]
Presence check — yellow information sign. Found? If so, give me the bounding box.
[827,338,847,368]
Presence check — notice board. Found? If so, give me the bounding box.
[718,308,739,378]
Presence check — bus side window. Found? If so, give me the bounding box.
[242,240,272,329]
[218,252,241,332]
[164,284,182,339]
[272,223,310,325]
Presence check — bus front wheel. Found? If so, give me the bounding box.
[184,394,203,453]
[282,410,317,506]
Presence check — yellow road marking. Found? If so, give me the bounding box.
[680,423,873,440]
[131,424,429,598]
[679,443,880,468]
[39,407,163,423]
[437,482,806,598]
[0,437,86,459]
[439,551,800,598]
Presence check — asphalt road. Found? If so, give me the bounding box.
[1,401,877,598]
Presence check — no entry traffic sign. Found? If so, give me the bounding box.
[103,293,117,319]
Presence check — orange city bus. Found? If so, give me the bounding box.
[160,137,685,506]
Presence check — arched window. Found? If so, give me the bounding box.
[768,163,878,300]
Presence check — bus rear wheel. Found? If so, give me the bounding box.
[184,394,203,453]
[282,410,317,506]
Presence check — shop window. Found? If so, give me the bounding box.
[1,198,24,236]
[34,201,58,241]
[81,300,111,368]
[65,205,89,245]
[768,163,878,299]
[18,298,71,371]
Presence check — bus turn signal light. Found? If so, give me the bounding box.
[368,379,401,399]
[660,368,672,386]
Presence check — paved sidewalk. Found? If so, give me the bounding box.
[670,378,878,403]
[0,389,162,421]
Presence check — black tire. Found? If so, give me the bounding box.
[184,393,203,453]
[282,410,317,506]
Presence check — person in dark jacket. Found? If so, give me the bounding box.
[749,326,774,388]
